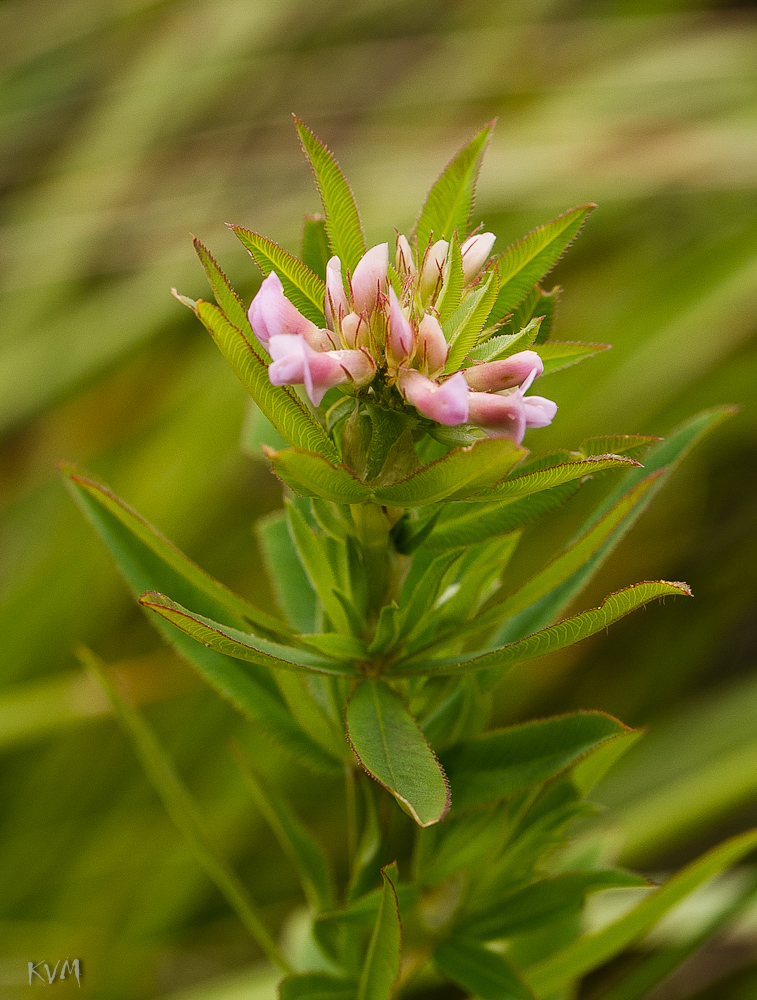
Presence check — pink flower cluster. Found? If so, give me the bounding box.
[247,233,557,444]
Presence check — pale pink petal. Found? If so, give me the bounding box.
[249,271,318,345]
[268,335,374,406]
[325,256,349,330]
[522,395,558,428]
[399,369,469,426]
[463,350,543,391]
[396,234,415,274]
[417,313,448,375]
[387,287,415,365]
[467,391,526,443]
[419,239,449,301]
[460,232,496,283]
[340,312,364,349]
[351,243,388,315]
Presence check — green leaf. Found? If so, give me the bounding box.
[280,973,358,1000]
[467,316,543,363]
[61,466,291,640]
[63,470,336,772]
[579,434,660,459]
[272,671,352,767]
[193,238,250,331]
[139,592,358,676]
[368,604,401,657]
[295,117,366,272]
[539,340,610,375]
[396,550,464,642]
[320,882,417,927]
[346,681,450,827]
[395,581,692,677]
[267,448,372,503]
[426,481,580,549]
[489,283,561,339]
[357,863,402,1000]
[469,454,640,502]
[435,235,464,324]
[491,205,595,318]
[285,500,356,635]
[79,648,289,972]
[443,712,631,812]
[572,730,643,796]
[445,270,500,373]
[461,870,648,941]
[232,744,335,912]
[373,438,527,507]
[301,214,331,280]
[524,828,757,997]
[434,937,536,1000]
[231,225,326,325]
[415,121,493,252]
[256,510,317,633]
[194,300,338,461]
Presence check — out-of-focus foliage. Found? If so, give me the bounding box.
[1,0,756,997]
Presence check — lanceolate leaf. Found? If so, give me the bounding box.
[435,235,464,324]
[193,238,250,331]
[491,205,595,318]
[193,300,339,461]
[62,466,291,640]
[434,937,536,1000]
[443,712,631,812]
[469,454,639,502]
[256,510,317,633]
[373,438,527,507]
[524,828,757,997]
[394,581,692,676]
[346,681,450,827]
[301,214,331,280]
[231,226,326,326]
[266,448,372,503]
[358,863,402,1000]
[139,592,359,677]
[415,121,494,252]
[426,481,580,549]
[232,744,336,912]
[539,340,610,375]
[467,316,543,364]
[295,117,366,272]
[445,270,500,373]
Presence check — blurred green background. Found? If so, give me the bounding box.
[1,0,756,997]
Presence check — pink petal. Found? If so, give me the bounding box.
[463,350,543,391]
[419,239,449,301]
[417,313,448,375]
[460,232,496,283]
[522,395,558,428]
[387,287,415,365]
[249,271,318,345]
[467,391,527,443]
[267,335,374,406]
[351,243,388,315]
[325,256,349,330]
[399,369,469,426]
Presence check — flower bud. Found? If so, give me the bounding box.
[387,287,415,366]
[268,334,374,406]
[249,271,318,345]
[463,350,543,392]
[460,232,496,284]
[417,313,448,375]
[396,234,415,274]
[398,369,469,426]
[340,311,364,349]
[419,239,449,302]
[351,243,388,315]
[325,256,349,331]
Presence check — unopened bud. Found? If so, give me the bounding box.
[399,369,469,426]
[463,350,543,391]
[396,234,415,274]
[351,243,388,315]
[417,313,448,375]
[325,256,349,331]
[461,232,496,284]
[419,239,449,302]
[387,287,415,365]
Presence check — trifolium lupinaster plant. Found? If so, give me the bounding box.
[65,120,755,998]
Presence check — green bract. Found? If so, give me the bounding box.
[67,119,751,999]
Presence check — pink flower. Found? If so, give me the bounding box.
[350,243,388,315]
[325,256,349,331]
[419,239,449,301]
[468,366,557,442]
[398,369,469,426]
[387,287,415,365]
[417,313,448,375]
[463,350,543,391]
[248,271,317,345]
[268,334,374,406]
[460,232,496,284]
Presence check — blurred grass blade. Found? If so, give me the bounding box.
[78,647,290,973]
[396,581,692,676]
[524,828,757,998]
[357,862,402,1000]
[139,592,358,676]
[434,936,536,999]
[232,743,336,912]
[256,511,318,633]
[415,121,493,251]
[231,226,326,325]
[280,973,358,1000]
[295,117,366,272]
